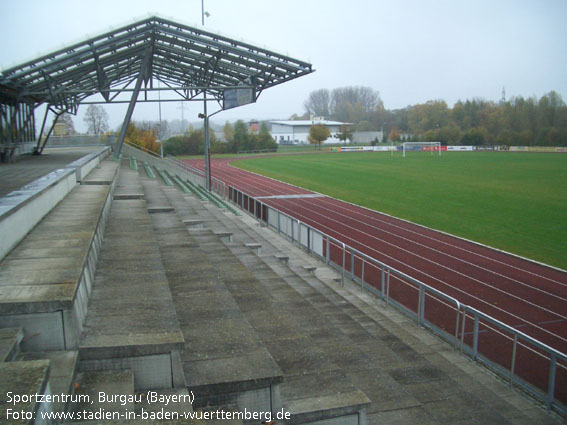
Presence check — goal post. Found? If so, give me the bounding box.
[402,141,442,157]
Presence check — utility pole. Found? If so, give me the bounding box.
[177,102,186,131]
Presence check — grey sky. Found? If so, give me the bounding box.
[1,0,565,132]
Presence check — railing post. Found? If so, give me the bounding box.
[326,238,330,265]
[510,334,518,387]
[341,243,346,286]
[418,286,425,326]
[380,266,385,300]
[460,310,467,353]
[350,249,354,279]
[454,304,461,348]
[473,314,479,360]
[547,353,557,410]
[277,211,281,234]
[291,219,295,242]
[385,268,390,307]
[361,260,365,288]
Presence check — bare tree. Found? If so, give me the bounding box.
[83,105,109,135]
[331,86,381,119]
[304,88,331,118]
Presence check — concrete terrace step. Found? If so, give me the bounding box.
[0,359,52,424]
[149,182,371,425]
[81,159,119,186]
[17,349,79,413]
[71,369,134,417]
[140,178,284,416]
[0,327,23,362]
[0,176,116,351]
[78,166,184,391]
[195,198,563,424]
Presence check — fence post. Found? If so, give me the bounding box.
[385,268,390,307]
[341,243,346,286]
[454,304,461,348]
[547,353,557,410]
[350,249,354,279]
[510,334,518,387]
[380,266,385,300]
[460,310,467,353]
[418,286,425,326]
[473,314,479,360]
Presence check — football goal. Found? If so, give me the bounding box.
[402,141,442,157]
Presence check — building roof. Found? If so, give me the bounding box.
[270,120,349,127]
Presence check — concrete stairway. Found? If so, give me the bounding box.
[154,173,562,425]
[141,173,372,424]
[78,163,185,391]
[140,177,285,419]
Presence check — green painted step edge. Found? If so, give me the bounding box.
[129,156,138,171]
[155,168,173,186]
[143,162,156,179]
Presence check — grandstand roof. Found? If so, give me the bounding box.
[0,16,314,111]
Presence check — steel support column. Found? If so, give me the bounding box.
[204,91,211,191]
[37,110,63,155]
[114,48,152,159]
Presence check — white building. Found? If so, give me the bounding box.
[270,117,350,144]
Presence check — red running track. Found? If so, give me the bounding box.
[184,156,567,402]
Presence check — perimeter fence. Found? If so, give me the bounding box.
[124,146,566,418]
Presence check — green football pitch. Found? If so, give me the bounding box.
[232,151,567,269]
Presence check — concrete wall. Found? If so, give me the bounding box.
[0,147,110,261]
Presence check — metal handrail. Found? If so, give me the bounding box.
[226,184,566,416]
[124,141,161,158]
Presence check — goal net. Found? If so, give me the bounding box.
[402,142,442,157]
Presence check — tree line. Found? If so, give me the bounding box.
[300,87,567,146]
[164,120,276,156]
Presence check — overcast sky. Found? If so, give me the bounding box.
[1,0,566,132]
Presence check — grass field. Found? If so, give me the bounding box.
[232,151,567,269]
